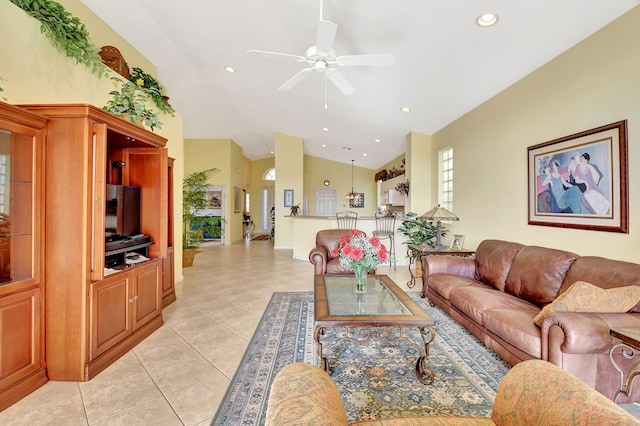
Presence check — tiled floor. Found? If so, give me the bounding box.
[0,238,414,425]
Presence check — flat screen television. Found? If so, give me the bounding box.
[105,184,141,239]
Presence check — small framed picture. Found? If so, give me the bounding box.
[284,189,294,207]
[450,234,465,251]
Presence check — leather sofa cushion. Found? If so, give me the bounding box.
[505,246,578,307]
[450,286,539,325]
[474,240,524,291]
[428,274,489,300]
[483,308,542,358]
[562,256,640,312]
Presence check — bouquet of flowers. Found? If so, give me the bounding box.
[331,230,388,273]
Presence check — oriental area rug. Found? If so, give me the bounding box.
[212,292,510,425]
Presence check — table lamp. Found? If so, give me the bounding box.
[421,205,459,250]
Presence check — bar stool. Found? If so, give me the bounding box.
[373,212,396,270]
[336,211,358,229]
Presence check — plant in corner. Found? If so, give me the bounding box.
[182,168,223,267]
[103,77,162,130]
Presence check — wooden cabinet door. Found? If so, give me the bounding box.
[89,274,131,360]
[131,260,162,331]
[0,288,41,390]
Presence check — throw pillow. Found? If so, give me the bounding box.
[533,281,640,326]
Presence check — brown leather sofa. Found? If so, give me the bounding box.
[422,239,640,402]
[309,229,359,275]
[266,360,640,425]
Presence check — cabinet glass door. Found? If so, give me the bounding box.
[0,130,34,285]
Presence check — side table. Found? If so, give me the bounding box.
[406,244,475,289]
[610,328,640,402]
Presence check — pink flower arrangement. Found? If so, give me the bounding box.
[331,230,388,272]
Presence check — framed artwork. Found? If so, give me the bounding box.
[284,189,294,207]
[450,234,465,251]
[207,190,222,208]
[349,193,365,208]
[234,186,241,213]
[527,120,628,233]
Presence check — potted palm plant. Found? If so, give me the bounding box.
[182,168,222,267]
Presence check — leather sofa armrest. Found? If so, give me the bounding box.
[266,363,348,426]
[540,312,613,361]
[309,246,329,275]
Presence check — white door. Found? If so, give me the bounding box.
[315,189,337,216]
[261,186,275,232]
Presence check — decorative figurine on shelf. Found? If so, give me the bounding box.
[395,180,410,196]
[290,204,300,216]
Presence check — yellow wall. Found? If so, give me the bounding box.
[429,6,640,262]
[0,0,186,277]
[274,132,304,249]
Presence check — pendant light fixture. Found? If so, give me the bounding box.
[346,159,360,203]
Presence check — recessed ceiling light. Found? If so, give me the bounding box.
[224,65,236,73]
[322,144,327,147]
[270,150,274,154]
[322,127,329,132]
[362,153,368,157]
[400,107,411,113]
[476,12,499,27]
[374,138,381,143]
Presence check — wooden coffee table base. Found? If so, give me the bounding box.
[314,324,436,385]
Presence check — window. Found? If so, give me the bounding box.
[263,168,275,181]
[439,147,453,211]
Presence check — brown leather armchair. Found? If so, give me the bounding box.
[309,229,355,275]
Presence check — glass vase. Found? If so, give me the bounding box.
[353,266,368,294]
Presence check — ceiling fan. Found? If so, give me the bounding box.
[247,1,395,108]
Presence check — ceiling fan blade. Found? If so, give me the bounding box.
[278,68,313,91]
[335,54,395,66]
[316,20,337,55]
[326,68,355,95]
[247,49,307,62]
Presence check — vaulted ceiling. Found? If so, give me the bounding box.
[81,0,639,169]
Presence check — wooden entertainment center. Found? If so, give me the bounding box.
[18,104,174,383]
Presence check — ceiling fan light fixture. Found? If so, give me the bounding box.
[476,12,499,27]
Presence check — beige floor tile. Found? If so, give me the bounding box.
[1,392,87,426]
[87,351,147,385]
[91,397,183,426]
[144,352,219,395]
[80,372,164,424]
[0,381,84,425]
[165,374,230,426]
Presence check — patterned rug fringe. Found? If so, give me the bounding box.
[212,291,510,425]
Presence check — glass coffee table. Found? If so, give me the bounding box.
[314,274,436,384]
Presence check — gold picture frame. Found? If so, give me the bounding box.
[234,186,241,213]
